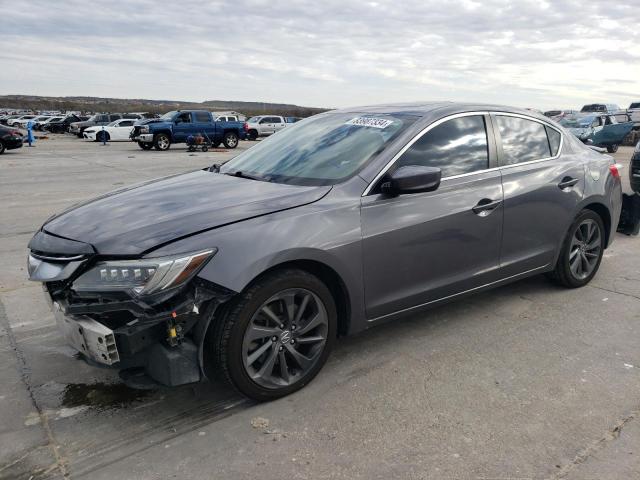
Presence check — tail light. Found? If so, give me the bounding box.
[243,122,249,132]
[609,163,622,179]
[10,130,21,136]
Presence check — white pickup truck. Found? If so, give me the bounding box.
[245,115,287,140]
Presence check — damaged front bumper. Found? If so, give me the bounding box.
[28,233,234,387]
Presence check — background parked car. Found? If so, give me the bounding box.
[69,113,123,137]
[0,124,23,154]
[580,103,622,114]
[83,119,137,142]
[34,116,65,130]
[543,110,578,121]
[131,110,247,150]
[560,114,634,153]
[245,115,287,140]
[45,115,88,133]
[7,115,36,127]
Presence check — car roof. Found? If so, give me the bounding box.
[334,102,550,122]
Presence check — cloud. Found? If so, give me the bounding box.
[1,0,638,110]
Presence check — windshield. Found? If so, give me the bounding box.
[160,111,177,121]
[630,103,640,110]
[544,111,561,117]
[220,112,417,186]
[560,117,593,128]
[581,105,606,113]
[247,116,261,123]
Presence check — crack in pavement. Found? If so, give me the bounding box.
[0,298,69,478]
[587,284,640,302]
[550,408,640,479]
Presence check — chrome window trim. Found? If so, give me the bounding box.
[362,110,564,196]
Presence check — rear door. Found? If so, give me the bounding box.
[361,114,504,320]
[194,111,216,140]
[494,113,584,276]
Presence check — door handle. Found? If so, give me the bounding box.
[472,199,502,216]
[558,177,579,190]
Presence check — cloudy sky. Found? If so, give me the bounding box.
[2,0,638,110]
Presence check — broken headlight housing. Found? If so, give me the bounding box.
[72,249,216,296]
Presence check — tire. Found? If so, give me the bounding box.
[607,144,618,153]
[247,130,258,141]
[76,132,83,138]
[206,268,337,401]
[0,141,5,154]
[97,131,109,142]
[188,145,196,152]
[154,133,171,151]
[138,141,153,150]
[202,146,208,152]
[223,131,239,149]
[547,210,605,288]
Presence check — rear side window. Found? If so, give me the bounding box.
[119,120,134,127]
[496,116,551,165]
[396,115,489,178]
[545,126,561,156]
[109,114,121,121]
[195,112,210,122]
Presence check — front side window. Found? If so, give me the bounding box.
[395,115,489,178]
[176,112,192,123]
[496,116,551,165]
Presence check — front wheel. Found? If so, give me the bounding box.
[547,210,605,288]
[154,133,171,151]
[607,144,619,153]
[206,269,336,401]
[223,132,239,149]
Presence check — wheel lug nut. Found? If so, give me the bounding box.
[279,324,284,329]
[272,336,277,342]
[291,325,296,330]
[279,346,283,351]
[290,339,295,344]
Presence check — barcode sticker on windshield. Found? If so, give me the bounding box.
[345,117,394,129]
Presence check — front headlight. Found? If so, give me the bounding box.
[635,141,640,153]
[72,249,216,295]
[139,125,149,133]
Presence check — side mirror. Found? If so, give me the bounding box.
[380,166,442,196]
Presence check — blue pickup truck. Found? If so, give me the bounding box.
[131,110,248,151]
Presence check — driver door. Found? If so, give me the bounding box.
[173,112,193,142]
[361,114,503,320]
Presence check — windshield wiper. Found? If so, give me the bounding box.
[224,170,267,182]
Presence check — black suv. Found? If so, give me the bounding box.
[45,115,88,134]
[0,125,23,154]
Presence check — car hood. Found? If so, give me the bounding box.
[41,170,331,256]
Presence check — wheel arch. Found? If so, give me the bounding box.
[239,259,352,337]
[581,201,612,248]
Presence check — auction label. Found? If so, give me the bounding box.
[345,117,394,129]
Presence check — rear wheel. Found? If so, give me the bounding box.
[154,133,171,151]
[547,210,605,288]
[607,144,619,153]
[247,129,258,141]
[223,132,239,149]
[206,269,336,401]
[0,141,5,154]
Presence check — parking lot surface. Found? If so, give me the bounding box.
[1,137,639,479]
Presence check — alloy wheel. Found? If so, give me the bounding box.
[569,218,601,280]
[242,288,328,389]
